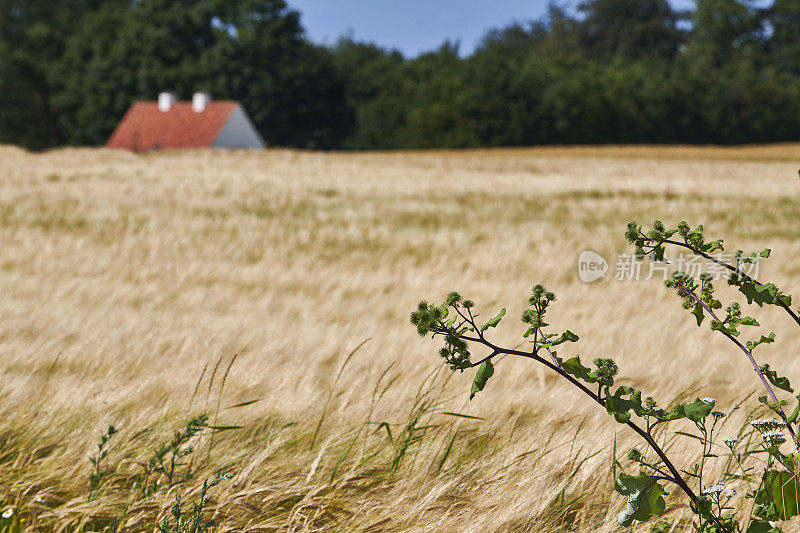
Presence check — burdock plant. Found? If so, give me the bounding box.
[411,220,800,532]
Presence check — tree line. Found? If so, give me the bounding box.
[1,0,799,151]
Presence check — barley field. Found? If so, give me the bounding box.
[1,144,799,532]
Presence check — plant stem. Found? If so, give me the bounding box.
[442,328,700,503]
[659,237,800,328]
[675,286,797,445]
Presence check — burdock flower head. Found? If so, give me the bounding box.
[627,448,643,462]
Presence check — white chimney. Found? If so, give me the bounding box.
[192,92,211,113]
[158,92,177,112]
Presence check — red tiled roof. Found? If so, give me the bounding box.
[106,101,237,151]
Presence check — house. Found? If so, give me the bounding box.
[106,93,265,151]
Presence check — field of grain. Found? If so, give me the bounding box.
[1,145,799,532]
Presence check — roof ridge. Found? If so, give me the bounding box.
[106,101,240,151]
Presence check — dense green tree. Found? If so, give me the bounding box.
[687,0,765,66]
[3,0,800,150]
[576,0,684,61]
[400,42,481,149]
[467,22,548,146]
[207,0,350,148]
[329,39,407,149]
[0,0,123,148]
[766,0,800,73]
[332,40,480,149]
[52,4,136,145]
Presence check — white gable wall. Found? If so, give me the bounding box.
[212,104,266,149]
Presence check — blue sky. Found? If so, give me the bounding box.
[287,0,696,58]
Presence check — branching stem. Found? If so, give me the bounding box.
[433,321,700,504]
[675,286,798,445]
[644,234,800,328]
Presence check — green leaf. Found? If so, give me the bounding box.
[615,473,667,527]
[788,394,800,425]
[605,386,647,424]
[683,398,714,422]
[771,450,797,475]
[702,240,724,253]
[746,519,783,533]
[651,404,686,422]
[480,308,506,332]
[551,330,579,346]
[740,282,780,307]
[538,330,579,347]
[469,361,494,400]
[737,316,761,328]
[760,363,793,393]
[691,304,705,326]
[561,356,598,384]
[755,470,800,521]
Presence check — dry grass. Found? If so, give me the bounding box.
[0,144,799,532]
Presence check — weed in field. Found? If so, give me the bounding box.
[412,218,800,532]
[134,415,209,497]
[88,424,118,500]
[156,472,232,533]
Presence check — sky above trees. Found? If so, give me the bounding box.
[288,0,696,57]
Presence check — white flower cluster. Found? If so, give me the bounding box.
[704,484,726,494]
[711,410,726,420]
[724,488,737,497]
[750,418,786,431]
[701,397,716,404]
[722,436,738,447]
[763,431,787,446]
